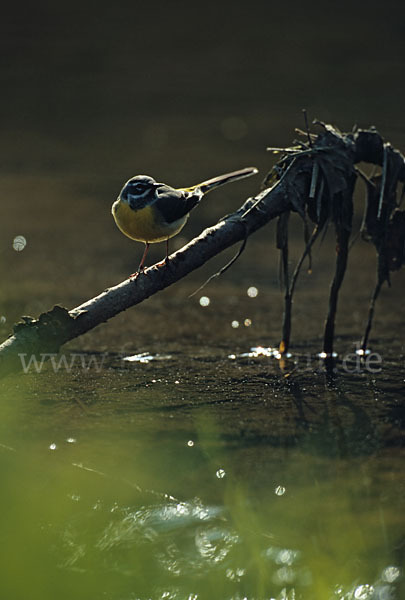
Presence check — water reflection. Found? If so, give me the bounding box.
[122,352,173,364]
[44,485,403,599]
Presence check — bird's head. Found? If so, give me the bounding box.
[119,175,163,210]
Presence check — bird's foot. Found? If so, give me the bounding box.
[129,268,144,279]
[156,257,170,268]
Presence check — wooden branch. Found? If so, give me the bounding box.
[1,124,404,378]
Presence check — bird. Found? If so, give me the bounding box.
[112,166,258,276]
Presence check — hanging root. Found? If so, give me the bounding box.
[323,224,351,356]
[358,142,405,351]
[361,279,383,352]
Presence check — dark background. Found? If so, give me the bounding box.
[1,0,404,179]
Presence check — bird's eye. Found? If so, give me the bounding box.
[133,184,146,193]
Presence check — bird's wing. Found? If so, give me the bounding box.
[154,187,202,224]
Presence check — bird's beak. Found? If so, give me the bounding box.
[152,182,164,188]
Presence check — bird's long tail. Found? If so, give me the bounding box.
[189,167,258,194]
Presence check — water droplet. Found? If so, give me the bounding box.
[382,565,401,583]
[318,351,338,359]
[276,548,299,565]
[226,567,246,581]
[244,318,252,327]
[49,443,57,451]
[356,348,370,356]
[275,485,286,496]
[176,503,188,515]
[0,316,6,324]
[231,320,239,328]
[66,437,76,444]
[239,346,280,358]
[187,440,194,447]
[216,468,226,479]
[12,235,27,252]
[199,296,210,307]
[174,380,180,384]
[354,585,375,599]
[247,286,258,298]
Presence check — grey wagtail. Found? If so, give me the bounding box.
[112,166,258,275]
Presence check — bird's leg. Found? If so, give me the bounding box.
[130,243,150,278]
[137,243,150,272]
[156,239,170,267]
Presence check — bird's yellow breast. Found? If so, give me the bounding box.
[112,200,188,243]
